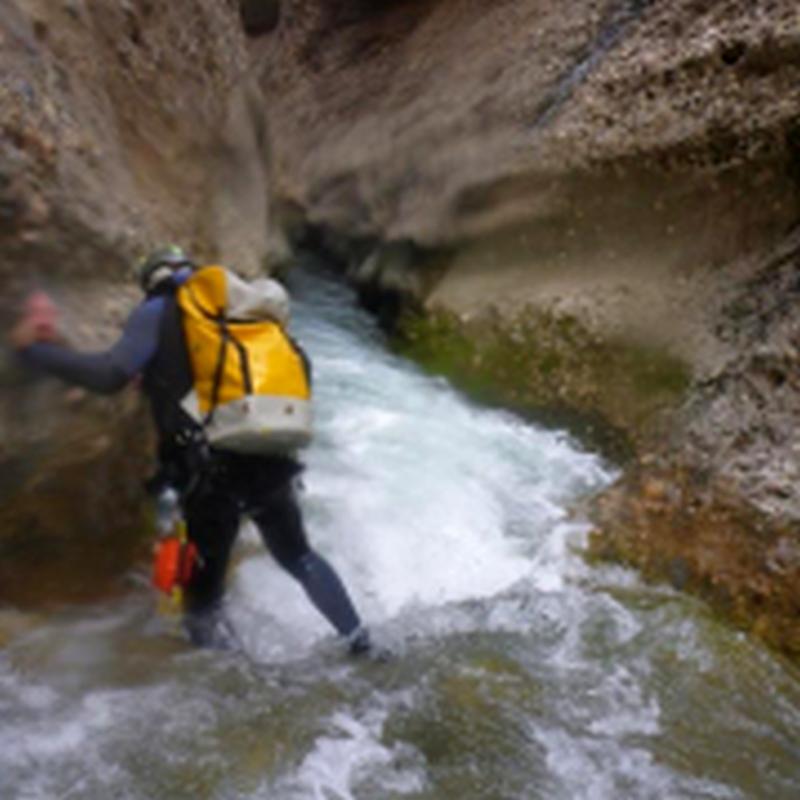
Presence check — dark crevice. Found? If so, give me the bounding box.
[240,0,280,36]
[720,39,746,66]
[289,223,443,333]
[323,0,435,29]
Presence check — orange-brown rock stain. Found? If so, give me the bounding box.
[589,467,800,658]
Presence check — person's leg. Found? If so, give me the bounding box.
[249,480,363,639]
[181,483,241,647]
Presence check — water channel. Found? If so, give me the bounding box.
[1,267,799,799]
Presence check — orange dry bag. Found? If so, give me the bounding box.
[152,535,198,596]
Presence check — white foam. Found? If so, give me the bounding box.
[271,707,425,800]
[227,273,613,656]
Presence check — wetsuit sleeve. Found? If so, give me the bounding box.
[20,297,165,394]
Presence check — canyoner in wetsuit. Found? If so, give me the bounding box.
[11,246,375,655]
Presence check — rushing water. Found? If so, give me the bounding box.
[1,268,799,800]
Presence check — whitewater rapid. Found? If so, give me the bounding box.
[1,266,798,800]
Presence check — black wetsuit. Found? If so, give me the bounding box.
[22,273,362,646]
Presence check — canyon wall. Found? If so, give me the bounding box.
[254,0,800,652]
[0,0,273,604]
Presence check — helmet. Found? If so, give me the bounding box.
[137,245,195,293]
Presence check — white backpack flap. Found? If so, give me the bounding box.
[202,394,312,454]
[180,381,313,455]
[225,269,290,325]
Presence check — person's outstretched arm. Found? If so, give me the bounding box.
[16,297,166,394]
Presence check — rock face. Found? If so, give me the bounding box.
[0,0,275,604]
[253,0,800,652]
[1,0,280,284]
[257,0,797,243]
[255,0,799,443]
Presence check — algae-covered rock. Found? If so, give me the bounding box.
[384,647,544,798]
[397,303,690,460]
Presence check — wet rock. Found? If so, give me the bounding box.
[667,557,690,591]
[0,0,271,608]
[0,609,43,648]
[642,478,668,504]
[766,538,800,576]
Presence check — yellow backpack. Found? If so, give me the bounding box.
[176,266,312,454]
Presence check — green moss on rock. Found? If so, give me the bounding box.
[396,305,691,460]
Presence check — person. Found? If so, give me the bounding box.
[9,246,376,656]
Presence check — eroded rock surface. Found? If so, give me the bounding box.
[0,0,274,604]
[255,0,799,447]
[254,0,800,652]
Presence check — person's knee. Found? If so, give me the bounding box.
[280,550,316,580]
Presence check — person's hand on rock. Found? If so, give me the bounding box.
[9,291,60,350]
